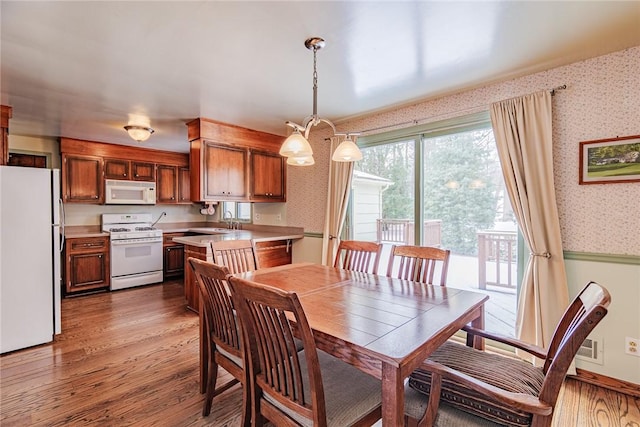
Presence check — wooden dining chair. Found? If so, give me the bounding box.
[333,240,383,274]
[403,281,611,427]
[200,239,258,395]
[210,239,259,274]
[228,275,383,427]
[386,245,451,286]
[188,258,250,425]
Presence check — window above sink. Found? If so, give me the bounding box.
[221,201,251,222]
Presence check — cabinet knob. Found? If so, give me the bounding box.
[171,196,175,200]
[123,173,127,177]
[135,174,139,177]
[94,195,99,199]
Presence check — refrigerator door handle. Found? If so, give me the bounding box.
[59,199,65,252]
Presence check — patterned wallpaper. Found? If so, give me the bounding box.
[287,46,640,256]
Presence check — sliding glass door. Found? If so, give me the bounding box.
[350,113,518,337]
[422,127,517,337]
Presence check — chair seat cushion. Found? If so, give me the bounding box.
[405,384,504,426]
[216,344,243,367]
[408,341,545,426]
[263,349,381,427]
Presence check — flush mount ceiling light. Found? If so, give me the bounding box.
[124,125,154,142]
[279,37,362,166]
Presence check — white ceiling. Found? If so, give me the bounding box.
[2,1,639,153]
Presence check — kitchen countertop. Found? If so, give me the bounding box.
[172,228,304,247]
[64,222,304,244]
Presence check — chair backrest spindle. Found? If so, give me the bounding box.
[334,240,383,275]
[211,239,258,274]
[387,245,451,286]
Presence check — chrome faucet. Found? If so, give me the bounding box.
[224,210,235,229]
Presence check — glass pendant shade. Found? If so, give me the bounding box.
[332,138,363,162]
[286,155,315,166]
[279,129,313,157]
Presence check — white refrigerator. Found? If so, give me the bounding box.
[0,166,63,353]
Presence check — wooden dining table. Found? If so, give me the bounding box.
[236,262,489,426]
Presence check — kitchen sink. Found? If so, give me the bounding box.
[188,227,233,234]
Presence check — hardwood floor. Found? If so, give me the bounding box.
[1,281,639,426]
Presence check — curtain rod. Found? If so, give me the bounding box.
[357,84,567,135]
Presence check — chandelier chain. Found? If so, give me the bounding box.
[312,45,318,118]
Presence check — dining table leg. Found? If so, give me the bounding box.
[381,362,404,426]
[470,306,485,350]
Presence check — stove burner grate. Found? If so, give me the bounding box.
[110,227,130,232]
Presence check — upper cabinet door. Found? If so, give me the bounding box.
[104,158,130,180]
[202,142,248,201]
[63,154,104,203]
[104,159,155,181]
[131,162,156,181]
[178,166,191,204]
[250,150,286,202]
[156,164,178,203]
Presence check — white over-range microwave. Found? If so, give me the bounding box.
[105,179,156,205]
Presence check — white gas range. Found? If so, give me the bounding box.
[102,213,163,290]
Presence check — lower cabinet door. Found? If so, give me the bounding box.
[164,245,185,279]
[67,252,109,293]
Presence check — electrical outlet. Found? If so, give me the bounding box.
[276,214,281,222]
[625,337,639,356]
[254,213,261,221]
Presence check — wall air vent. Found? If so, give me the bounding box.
[575,337,604,365]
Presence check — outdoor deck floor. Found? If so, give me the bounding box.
[379,244,518,337]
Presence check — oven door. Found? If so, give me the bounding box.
[111,238,163,277]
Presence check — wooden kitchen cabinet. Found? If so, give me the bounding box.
[104,158,130,180]
[1,105,11,166]
[255,239,293,268]
[157,165,191,204]
[131,161,155,181]
[191,141,248,202]
[61,138,189,205]
[188,118,285,203]
[62,154,104,203]
[157,164,178,203]
[64,236,110,295]
[104,159,155,181]
[178,166,190,203]
[250,150,286,202]
[163,232,186,280]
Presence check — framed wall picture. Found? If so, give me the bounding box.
[579,135,640,184]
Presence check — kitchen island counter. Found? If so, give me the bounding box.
[172,229,304,246]
[174,224,304,312]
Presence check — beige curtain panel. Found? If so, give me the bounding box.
[321,136,356,266]
[490,90,569,366]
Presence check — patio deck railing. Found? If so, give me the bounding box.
[376,219,442,247]
[477,230,517,290]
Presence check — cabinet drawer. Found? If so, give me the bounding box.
[68,236,109,252]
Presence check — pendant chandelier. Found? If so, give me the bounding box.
[279,37,362,166]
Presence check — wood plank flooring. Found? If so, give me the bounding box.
[1,280,639,426]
